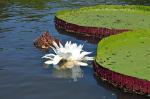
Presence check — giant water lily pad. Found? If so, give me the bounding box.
[56,5,150,29]
[96,30,150,81]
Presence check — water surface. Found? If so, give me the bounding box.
[0,0,149,99]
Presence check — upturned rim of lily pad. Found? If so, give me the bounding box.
[95,29,150,95]
[55,5,150,37]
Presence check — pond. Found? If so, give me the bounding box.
[0,0,149,99]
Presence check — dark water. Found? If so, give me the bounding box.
[0,0,149,99]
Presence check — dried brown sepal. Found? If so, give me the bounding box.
[34,31,59,50]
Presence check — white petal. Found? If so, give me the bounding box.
[42,56,53,59]
[83,56,94,60]
[68,41,71,45]
[65,41,69,47]
[53,55,62,65]
[65,41,71,49]
[50,46,58,54]
[44,60,53,65]
[72,43,77,48]
[78,51,92,60]
[53,41,59,49]
[78,44,83,50]
[80,51,92,57]
[77,62,88,66]
[59,42,63,48]
[42,54,55,59]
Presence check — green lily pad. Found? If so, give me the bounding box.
[56,5,150,29]
[96,30,150,81]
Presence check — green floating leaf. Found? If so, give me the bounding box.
[56,5,150,29]
[96,29,150,81]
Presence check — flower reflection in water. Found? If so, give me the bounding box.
[52,66,83,81]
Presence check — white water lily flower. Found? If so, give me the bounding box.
[42,41,93,69]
